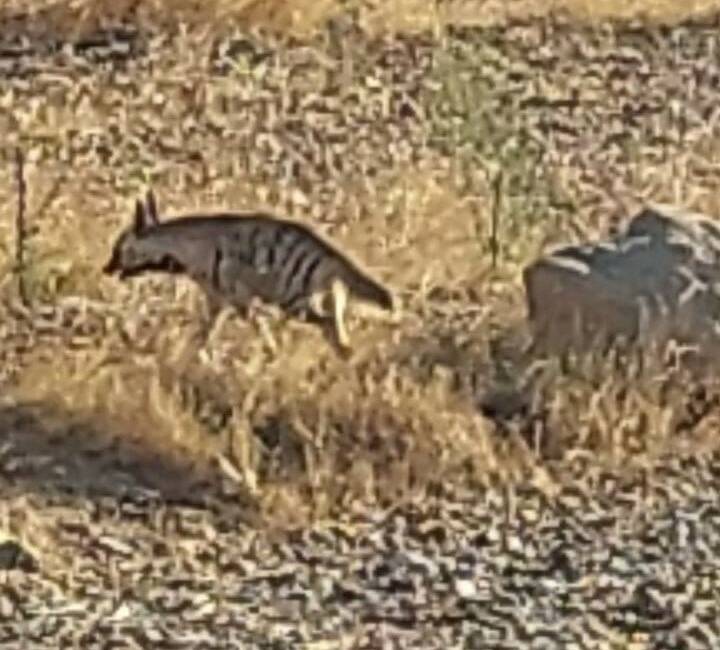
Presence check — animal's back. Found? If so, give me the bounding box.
[167,212,394,313]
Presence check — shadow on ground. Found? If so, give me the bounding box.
[0,400,254,513]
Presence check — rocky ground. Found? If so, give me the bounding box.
[1,8,720,649]
[1,450,719,648]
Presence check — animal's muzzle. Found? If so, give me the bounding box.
[102,256,125,277]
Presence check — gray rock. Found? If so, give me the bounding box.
[523,204,720,362]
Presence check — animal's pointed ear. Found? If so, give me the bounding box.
[145,189,159,226]
[133,198,146,233]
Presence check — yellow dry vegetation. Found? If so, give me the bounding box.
[2,0,719,39]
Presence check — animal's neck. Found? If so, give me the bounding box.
[146,226,218,281]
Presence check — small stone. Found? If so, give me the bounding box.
[0,539,36,572]
[454,578,477,599]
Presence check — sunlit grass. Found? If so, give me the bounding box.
[3,0,720,40]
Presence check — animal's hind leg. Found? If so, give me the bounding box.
[330,278,350,349]
[299,282,349,350]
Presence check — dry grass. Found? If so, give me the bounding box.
[2,0,720,40]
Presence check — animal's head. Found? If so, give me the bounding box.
[103,189,181,279]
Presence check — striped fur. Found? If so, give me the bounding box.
[103,190,396,348]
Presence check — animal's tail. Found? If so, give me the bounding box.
[341,262,395,311]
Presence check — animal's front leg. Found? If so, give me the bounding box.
[228,280,266,321]
[194,290,226,347]
[206,303,240,345]
[225,280,281,351]
[209,278,267,340]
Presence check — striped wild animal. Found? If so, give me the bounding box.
[103,190,397,349]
